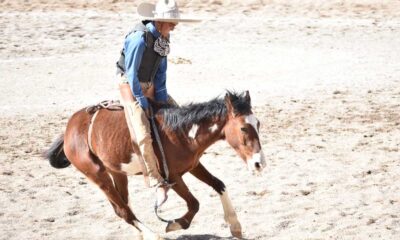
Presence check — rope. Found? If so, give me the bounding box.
[87,110,100,154]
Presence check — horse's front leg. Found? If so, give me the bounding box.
[190,163,242,238]
[165,175,199,232]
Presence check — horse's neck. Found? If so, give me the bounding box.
[186,118,225,153]
[156,105,227,155]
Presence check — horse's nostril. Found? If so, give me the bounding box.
[255,162,261,169]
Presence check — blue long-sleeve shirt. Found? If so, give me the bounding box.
[124,22,168,109]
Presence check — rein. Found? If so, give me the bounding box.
[149,106,170,181]
[148,105,174,223]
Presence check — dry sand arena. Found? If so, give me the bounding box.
[1,0,400,239]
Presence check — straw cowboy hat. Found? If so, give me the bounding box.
[137,0,201,23]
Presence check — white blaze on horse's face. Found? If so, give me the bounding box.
[244,114,266,174]
[245,114,259,134]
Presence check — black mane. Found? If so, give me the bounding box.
[159,91,252,131]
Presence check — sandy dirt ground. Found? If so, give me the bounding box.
[1,0,400,239]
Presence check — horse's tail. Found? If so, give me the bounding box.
[43,134,71,169]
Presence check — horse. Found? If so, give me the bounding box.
[44,90,266,240]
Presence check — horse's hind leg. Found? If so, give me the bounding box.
[190,163,243,238]
[71,154,162,240]
[109,171,129,204]
[109,171,135,214]
[107,170,161,240]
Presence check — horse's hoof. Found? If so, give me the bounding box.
[230,222,243,238]
[166,221,183,232]
[231,230,243,239]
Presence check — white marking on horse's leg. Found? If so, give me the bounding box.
[208,124,218,133]
[130,224,143,239]
[133,220,163,240]
[245,114,259,134]
[188,124,199,139]
[219,190,242,238]
[120,154,142,176]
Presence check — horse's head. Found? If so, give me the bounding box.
[222,91,266,174]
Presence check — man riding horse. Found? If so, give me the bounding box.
[45,1,266,238]
[116,0,201,207]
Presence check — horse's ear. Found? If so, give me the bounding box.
[244,90,251,104]
[225,93,234,116]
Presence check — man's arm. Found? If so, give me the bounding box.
[154,57,168,103]
[124,32,149,109]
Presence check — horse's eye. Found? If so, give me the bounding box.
[241,127,248,133]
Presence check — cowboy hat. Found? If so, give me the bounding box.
[137,0,201,23]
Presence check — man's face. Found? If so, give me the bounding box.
[157,22,178,38]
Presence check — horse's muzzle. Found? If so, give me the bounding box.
[247,150,266,175]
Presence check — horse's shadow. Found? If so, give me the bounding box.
[166,234,251,240]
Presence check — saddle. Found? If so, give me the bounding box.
[85,100,124,114]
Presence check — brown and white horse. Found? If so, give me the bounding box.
[45,91,266,240]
